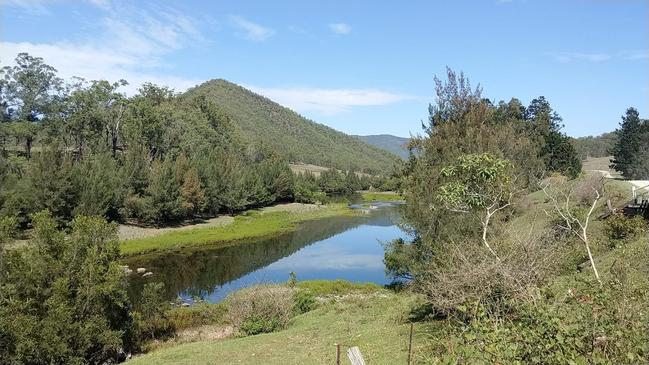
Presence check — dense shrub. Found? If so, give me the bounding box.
[0,215,18,243]
[293,289,316,315]
[133,282,175,343]
[167,303,227,331]
[604,214,647,241]
[226,285,295,336]
[419,229,564,315]
[424,283,648,363]
[572,173,605,206]
[0,212,134,364]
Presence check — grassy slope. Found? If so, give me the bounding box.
[184,80,400,173]
[120,204,357,256]
[128,290,423,365]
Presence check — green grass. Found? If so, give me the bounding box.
[361,191,404,202]
[549,232,649,294]
[120,204,357,256]
[296,280,383,296]
[128,291,425,365]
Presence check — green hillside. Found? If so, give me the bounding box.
[184,80,400,174]
[353,134,410,159]
[571,131,618,160]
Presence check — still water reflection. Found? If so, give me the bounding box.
[125,203,407,304]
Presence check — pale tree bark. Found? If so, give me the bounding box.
[542,183,602,285]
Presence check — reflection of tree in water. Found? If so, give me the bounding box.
[125,207,401,304]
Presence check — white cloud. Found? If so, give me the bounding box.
[229,15,275,41]
[552,52,612,63]
[328,22,351,35]
[247,85,413,115]
[87,0,111,9]
[2,0,52,14]
[621,50,649,60]
[0,41,200,95]
[0,2,204,94]
[551,50,649,63]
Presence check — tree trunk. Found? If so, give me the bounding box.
[112,135,118,158]
[481,209,499,260]
[26,136,32,159]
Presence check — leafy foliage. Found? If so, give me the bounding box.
[604,213,647,241]
[134,282,175,342]
[525,96,582,178]
[438,153,514,211]
[0,212,134,364]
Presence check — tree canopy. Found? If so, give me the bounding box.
[611,107,649,179]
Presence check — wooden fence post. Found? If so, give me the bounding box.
[335,343,341,365]
[407,323,414,365]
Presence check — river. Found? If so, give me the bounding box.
[124,202,407,304]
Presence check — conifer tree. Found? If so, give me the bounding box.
[611,107,645,179]
[180,167,205,217]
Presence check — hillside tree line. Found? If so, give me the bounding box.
[0,53,394,230]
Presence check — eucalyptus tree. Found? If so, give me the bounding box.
[0,53,63,158]
[437,153,519,259]
[63,79,128,158]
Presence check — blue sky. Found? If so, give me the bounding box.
[1,0,647,137]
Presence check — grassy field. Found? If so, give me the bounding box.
[581,156,622,178]
[360,191,404,202]
[128,288,425,365]
[289,163,372,178]
[120,203,358,256]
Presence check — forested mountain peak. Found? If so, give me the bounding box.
[185,79,401,174]
[352,134,410,159]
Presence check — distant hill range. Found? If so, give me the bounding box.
[571,131,618,160]
[185,80,400,174]
[353,134,411,159]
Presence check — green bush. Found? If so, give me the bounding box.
[0,212,135,364]
[226,285,295,336]
[422,270,649,364]
[293,289,316,315]
[239,314,284,335]
[167,303,227,331]
[293,184,327,204]
[0,215,18,244]
[134,282,175,342]
[604,214,646,241]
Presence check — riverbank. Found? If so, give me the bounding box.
[127,229,648,364]
[127,281,425,365]
[125,182,649,364]
[120,203,359,256]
